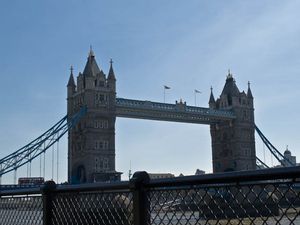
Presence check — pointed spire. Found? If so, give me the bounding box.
[108,58,116,80]
[221,70,240,96]
[227,69,233,79]
[67,65,76,87]
[89,45,95,57]
[209,86,216,104]
[83,47,101,76]
[247,81,253,98]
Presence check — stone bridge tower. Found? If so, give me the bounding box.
[67,49,121,183]
[209,72,256,172]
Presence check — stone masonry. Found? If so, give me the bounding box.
[209,72,256,172]
[67,49,121,183]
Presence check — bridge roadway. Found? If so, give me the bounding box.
[115,98,235,124]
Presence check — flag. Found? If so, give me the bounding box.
[195,89,201,93]
[164,85,171,89]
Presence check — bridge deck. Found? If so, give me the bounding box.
[116,98,235,124]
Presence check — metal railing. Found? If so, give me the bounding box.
[1,166,300,225]
[116,98,236,124]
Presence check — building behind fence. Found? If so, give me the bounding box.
[1,166,300,225]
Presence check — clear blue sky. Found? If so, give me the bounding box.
[1,1,300,183]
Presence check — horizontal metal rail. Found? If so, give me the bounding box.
[147,166,300,188]
[116,97,235,124]
[1,167,300,225]
[1,166,299,196]
[0,186,41,196]
[53,181,131,193]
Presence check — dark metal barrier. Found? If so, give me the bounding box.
[0,187,43,225]
[1,166,300,225]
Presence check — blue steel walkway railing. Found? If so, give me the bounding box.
[116,98,235,124]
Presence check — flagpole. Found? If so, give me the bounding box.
[164,87,166,103]
[194,90,201,106]
[163,85,171,103]
[194,90,196,106]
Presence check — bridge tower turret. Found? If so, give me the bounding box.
[208,86,216,109]
[67,49,121,184]
[67,66,76,113]
[210,71,256,172]
[107,59,116,91]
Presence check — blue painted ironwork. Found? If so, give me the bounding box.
[255,125,293,167]
[256,156,269,169]
[0,106,87,177]
[116,98,235,124]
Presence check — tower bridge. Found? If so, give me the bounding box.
[67,49,256,183]
[3,49,293,185]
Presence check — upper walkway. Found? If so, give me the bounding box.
[115,98,235,124]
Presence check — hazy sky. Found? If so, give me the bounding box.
[1,1,300,183]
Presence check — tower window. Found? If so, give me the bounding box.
[94,120,109,129]
[95,93,108,106]
[95,93,104,102]
[99,158,103,169]
[96,157,109,171]
[227,95,232,106]
[103,158,109,170]
[95,157,99,172]
[95,140,109,149]
[243,110,247,120]
[104,141,108,149]
[95,157,109,172]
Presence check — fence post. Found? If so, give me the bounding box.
[130,171,150,225]
[41,180,56,225]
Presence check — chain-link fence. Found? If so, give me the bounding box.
[148,181,300,224]
[51,191,133,225]
[0,193,43,225]
[1,167,300,225]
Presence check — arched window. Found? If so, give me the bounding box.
[95,157,99,172]
[103,158,109,170]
